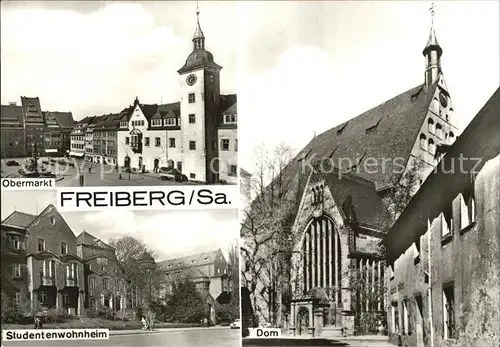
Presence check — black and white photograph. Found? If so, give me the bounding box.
[1,1,239,187]
[239,2,499,347]
[1,190,240,347]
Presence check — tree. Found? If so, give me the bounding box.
[165,280,206,323]
[227,241,240,309]
[108,236,158,309]
[240,143,299,328]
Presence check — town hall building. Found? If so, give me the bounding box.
[242,11,460,337]
[71,10,238,184]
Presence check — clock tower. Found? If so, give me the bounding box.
[178,9,222,184]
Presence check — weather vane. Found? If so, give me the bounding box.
[429,2,435,25]
[196,1,200,15]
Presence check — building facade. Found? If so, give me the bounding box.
[242,15,460,337]
[0,98,75,158]
[42,111,74,156]
[155,249,232,323]
[383,88,500,347]
[0,205,129,316]
[1,205,85,315]
[217,102,238,184]
[76,232,127,312]
[0,103,25,158]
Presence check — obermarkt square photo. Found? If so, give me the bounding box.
[238,1,500,347]
[1,190,241,347]
[0,1,240,187]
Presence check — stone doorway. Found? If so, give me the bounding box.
[297,307,309,335]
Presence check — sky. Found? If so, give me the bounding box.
[1,190,239,262]
[1,1,499,174]
[237,1,500,172]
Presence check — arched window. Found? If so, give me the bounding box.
[302,216,341,305]
[449,132,455,140]
[428,139,435,155]
[428,118,435,134]
[436,124,443,139]
[420,134,427,151]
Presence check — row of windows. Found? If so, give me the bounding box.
[151,118,177,127]
[94,131,115,137]
[131,120,145,127]
[71,143,85,149]
[427,119,455,140]
[72,136,85,141]
[391,285,456,339]
[224,114,237,124]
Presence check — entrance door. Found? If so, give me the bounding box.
[138,157,143,171]
[124,156,130,168]
[297,307,309,335]
[154,158,159,172]
[415,295,425,346]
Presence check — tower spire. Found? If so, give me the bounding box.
[193,2,205,50]
[423,2,443,87]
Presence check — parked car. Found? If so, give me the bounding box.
[159,167,188,182]
[230,319,241,329]
[6,160,20,166]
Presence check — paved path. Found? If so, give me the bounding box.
[2,327,239,347]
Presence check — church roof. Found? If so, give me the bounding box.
[384,87,500,264]
[298,82,438,190]
[321,168,392,230]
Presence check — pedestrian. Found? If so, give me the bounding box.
[141,316,147,330]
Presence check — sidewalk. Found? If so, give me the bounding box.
[109,326,230,336]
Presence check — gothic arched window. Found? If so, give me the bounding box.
[301,216,341,305]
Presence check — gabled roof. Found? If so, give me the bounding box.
[0,105,24,124]
[384,87,500,263]
[1,211,37,229]
[220,94,237,113]
[153,102,180,119]
[158,249,222,271]
[222,102,237,115]
[54,112,74,129]
[322,167,391,230]
[76,230,113,249]
[297,82,438,190]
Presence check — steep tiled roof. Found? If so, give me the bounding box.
[0,105,24,125]
[51,111,75,129]
[220,94,237,113]
[76,231,97,245]
[1,211,37,229]
[322,168,391,230]
[222,102,237,115]
[154,102,180,119]
[385,87,500,263]
[298,83,438,190]
[158,249,221,271]
[76,230,112,249]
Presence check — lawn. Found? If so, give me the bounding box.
[1,318,201,330]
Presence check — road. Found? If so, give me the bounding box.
[2,327,239,347]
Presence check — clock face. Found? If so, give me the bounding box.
[439,92,448,108]
[186,74,197,86]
